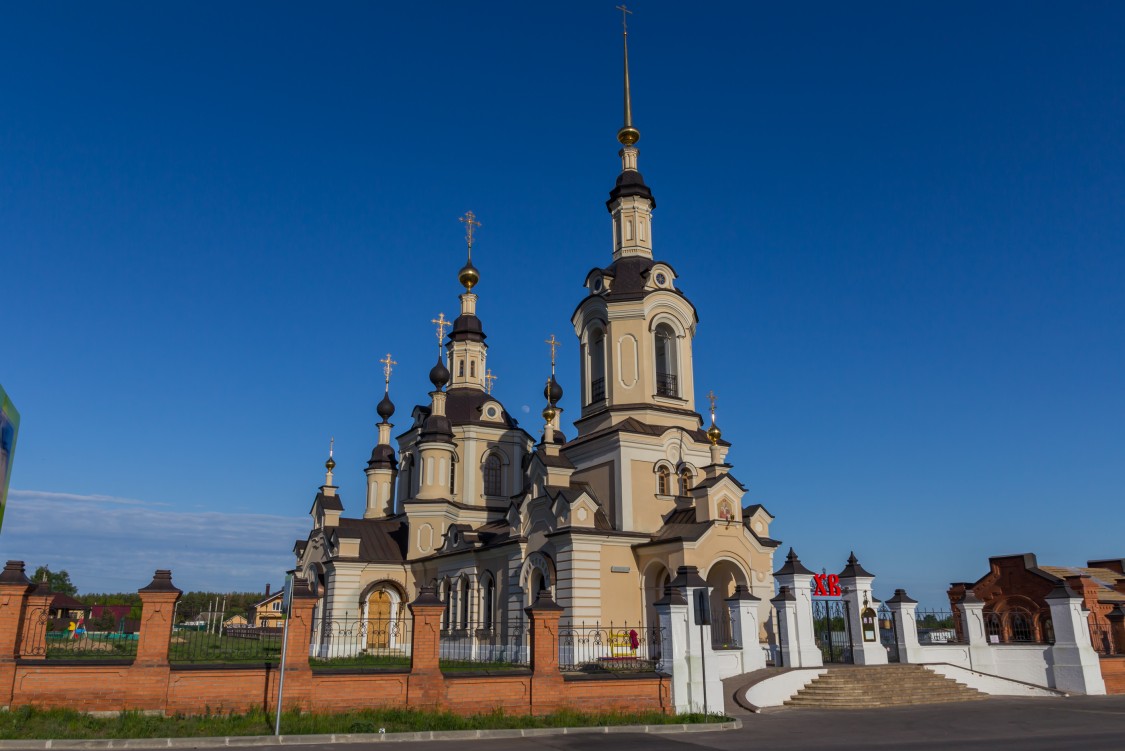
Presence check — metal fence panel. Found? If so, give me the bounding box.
[558,622,665,673]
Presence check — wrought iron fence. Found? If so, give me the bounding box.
[168,623,283,663]
[914,608,965,645]
[983,610,1052,645]
[309,615,411,670]
[878,604,899,662]
[24,607,140,660]
[591,377,606,402]
[812,599,852,664]
[439,618,528,670]
[711,607,740,650]
[558,622,665,673]
[1089,615,1117,655]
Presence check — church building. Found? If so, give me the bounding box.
[294,24,781,644]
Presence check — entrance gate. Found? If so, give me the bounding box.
[878,604,900,663]
[812,599,852,664]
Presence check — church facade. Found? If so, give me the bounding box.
[293,32,781,645]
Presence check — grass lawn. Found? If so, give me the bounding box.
[0,706,729,740]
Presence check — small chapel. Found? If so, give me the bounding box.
[293,23,781,644]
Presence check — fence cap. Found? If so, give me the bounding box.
[770,585,797,603]
[669,565,707,590]
[654,583,687,607]
[29,572,55,598]
[139,570,182,595]
[838,551,874,580]
[725,584,760,603]
[774,548,814,578]
[0,560,32,587]
[958,589,983,605]
[886,588,918,605]
[410,585,444,608]
[1044,583,1082,602]
[291,575,317,600]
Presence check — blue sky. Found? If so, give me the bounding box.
[1,2,1122,605]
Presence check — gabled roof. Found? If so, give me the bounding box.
[694,473,747,492]
[50,593,87,611]
[310,490,343,513]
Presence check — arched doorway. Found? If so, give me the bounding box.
[363,583,404,650]
[705,559,749,647]
[642,562,671,629]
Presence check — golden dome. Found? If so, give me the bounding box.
[707,423,722,445]
[458,261,479,291]
[542,405,557,423]
[617,126,640,146]
[325,456,336,471]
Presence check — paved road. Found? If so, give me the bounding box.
[280,696,1125,751]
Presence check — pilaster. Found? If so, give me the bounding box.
[838,553,887,666]
[956,591,997,674]
[1045,585,1106,695]
[654,585,690,713]
[885,589,924,664]
[668,565,722,714]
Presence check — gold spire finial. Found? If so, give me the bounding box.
[380,353,397,390]
[432,312,452,353]
[485,368,497,395]
[616,4,640,147]
[542,378,558,424]
[706,390,718,419]
[545,334,561,374]
[705,391,722,445]
[458,212,482,290]
[325,437,336,473]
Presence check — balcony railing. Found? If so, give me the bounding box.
[590,377,606,403]
[655,372,678,397]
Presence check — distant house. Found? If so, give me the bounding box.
[223,614,249,629]
[89,605,139,633]
[49,594,90,624]
[250,589,285,628]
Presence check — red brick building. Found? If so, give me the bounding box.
[949,554,1125,655]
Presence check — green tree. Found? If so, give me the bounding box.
[32,565,78,596]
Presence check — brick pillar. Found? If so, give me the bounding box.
[0,561,33,708]
[526,590,565,715]
[274,576,316,713]
[128,570,181,711]
[407,586,445,710]
[19,576,54,660]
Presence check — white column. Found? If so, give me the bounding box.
[886,589,923,664]
[773,549,822,668]
[1045,585,1106,695]
[956,591,997,674]
[726,585,765,672]
[838,553,888,666]
[655,590,691,713]
[667,565,723,714]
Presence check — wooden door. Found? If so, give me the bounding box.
[367,590,391,649]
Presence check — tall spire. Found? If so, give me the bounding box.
[616,5,640,147]
[458,211,481,291]
[324,437,336,486]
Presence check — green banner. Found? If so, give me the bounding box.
[0,384,19,533]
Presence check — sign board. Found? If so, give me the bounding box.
[812,573,842,597]
[694,588,711,626]
[281,573,294,614]
[0,385,19,533]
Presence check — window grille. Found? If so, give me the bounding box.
[483,454,502,496]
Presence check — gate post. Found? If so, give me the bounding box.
[1045,584,1106,695]
[772,549,822,668]
[956,590,997,673]
[838,553,887,665]
[886,589,923,663]
[655,584,691,713]
[667,565,722,714]
[0,561,33,708]
[726,585,765,672]
[526,590,565,715]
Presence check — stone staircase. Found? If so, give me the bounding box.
[784,665,987,709]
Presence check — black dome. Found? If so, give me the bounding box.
[367,444,397,470]
[544,375,563,405]
[450,313,486,342]
[419,413,454,443]
[429,357,450,389]
[607,169,655,210]
[377,392,395,421]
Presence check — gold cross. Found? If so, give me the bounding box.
[545,334,561,371]
[432,313,451,344]
[459,211,481,256]
[329,437,334,458]
[706,390,718,416]
[485,368,497,395]
[380,353,397,386]
[616,4,632,34]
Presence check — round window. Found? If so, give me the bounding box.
[655,272,667,286]
[592,277,603,292]
[485,406,498,418]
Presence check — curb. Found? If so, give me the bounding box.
[0,719,741,749]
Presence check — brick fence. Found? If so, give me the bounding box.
[0,562,670,716]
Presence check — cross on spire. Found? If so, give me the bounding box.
[485,368,497,395]
[380,353,397,389]
[459,211,481,259]
[616,3,632,34]
[706,390,718,419]
[545,334,561,373]
[431,313,451,352]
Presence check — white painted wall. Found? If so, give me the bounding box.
[924,664,1061,697]
[742,669,827,709]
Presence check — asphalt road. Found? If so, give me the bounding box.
[281,695,1125,751]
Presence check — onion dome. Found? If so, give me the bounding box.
[542,405,557,423]
[325,455,336,472]
[458,259,479,291]
[707,422,722,445]
[377,392,395,421]
[544,375,563,405]
[429,357,450,390]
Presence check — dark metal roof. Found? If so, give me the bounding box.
[449,313,486,343]
[694,473,747,492]
[444,387,519,428]
[607,169,655,209]
[774,548,814,577]
[334,517,408,563]
[565,415,730,451]
[312,490,343,512]
[839,552,875,579]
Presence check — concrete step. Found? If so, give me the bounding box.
[784,665,986,710]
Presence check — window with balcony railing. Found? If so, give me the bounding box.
[655,372,677,397]
[591,377,606,402]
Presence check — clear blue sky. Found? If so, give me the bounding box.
[2,2,1122,605]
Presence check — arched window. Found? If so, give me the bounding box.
[1009,611,1033,642]
[680,467,693,494]
[449,461,456,494]
[985,612,1002,642]
[588,327,606,403]
[482,575,496,630]
[400,455,414,501]
[459,577,470,629]
[470,361,476,378]
[483,454,503,496]
[656,466,670,495]
[440,579,451,631]
[458,360,465,377]
[654,323,678,397]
